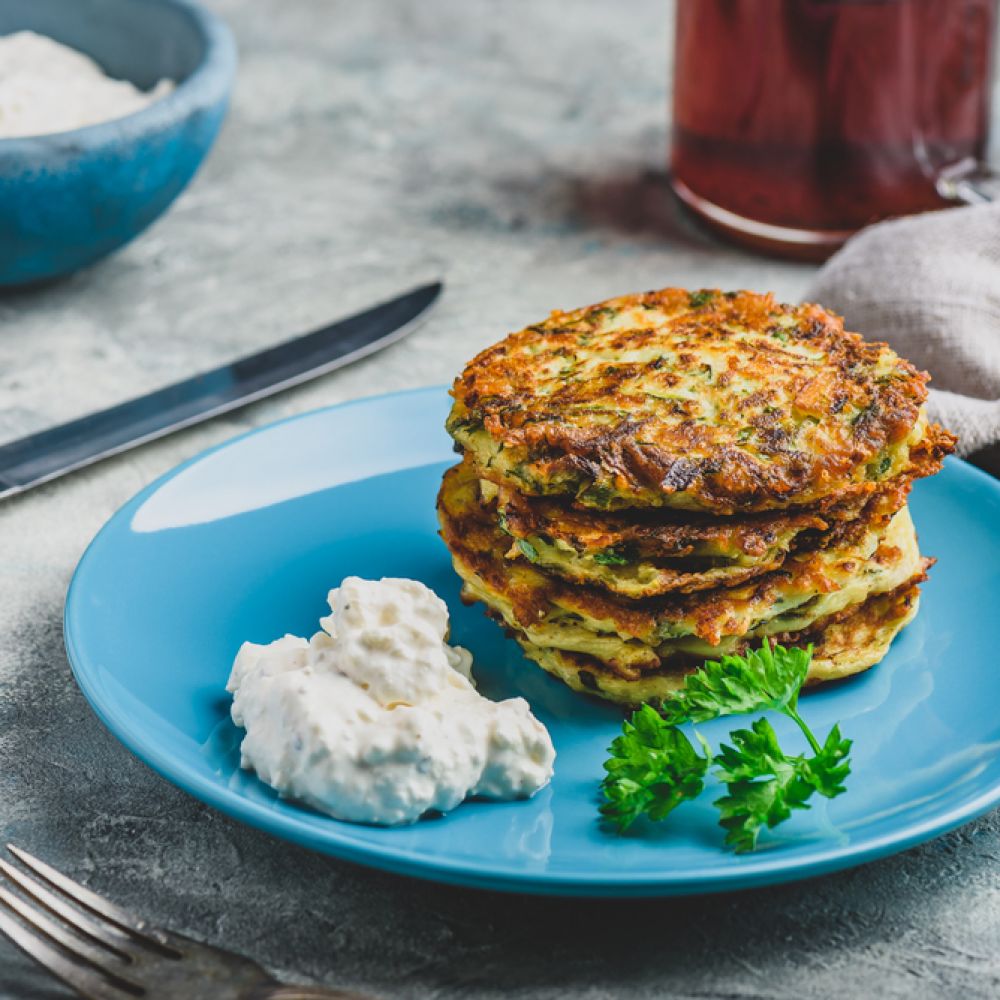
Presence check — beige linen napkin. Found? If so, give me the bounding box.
[806,202,1000,457]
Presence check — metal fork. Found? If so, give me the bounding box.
[0,844,376,999]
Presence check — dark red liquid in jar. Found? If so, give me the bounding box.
[670,0,997,258]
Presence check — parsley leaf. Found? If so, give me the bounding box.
[600,705,710,831]
[798,724,853,799]
[598,641,852,851]
[659,641,812,726]
[713,718,815,852]
[712,717,852,853]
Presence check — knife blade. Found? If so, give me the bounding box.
[0,280,442,501]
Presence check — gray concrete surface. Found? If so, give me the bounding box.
[1,1,998,997]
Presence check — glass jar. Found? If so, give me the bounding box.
[670,0,997,259]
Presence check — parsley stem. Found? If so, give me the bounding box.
[784,706,822,756]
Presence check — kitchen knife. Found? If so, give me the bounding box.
[0,280,442,501]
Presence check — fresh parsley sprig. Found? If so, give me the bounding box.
[602,706,711,828]
[658,640,811,725]
[599,640,852,852]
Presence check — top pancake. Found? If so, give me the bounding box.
[447,288,934,514]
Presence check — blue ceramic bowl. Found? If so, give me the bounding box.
[0,0,237,286]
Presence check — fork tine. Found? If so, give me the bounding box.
[0,882,131,968]
[0,903,137,1000]
[6,846,179,954]
[0,858,138,957]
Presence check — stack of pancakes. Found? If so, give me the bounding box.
[437,288,955,705]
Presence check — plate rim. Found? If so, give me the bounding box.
[64,385,1000,897]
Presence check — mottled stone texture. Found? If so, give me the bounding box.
[0,1,998,997]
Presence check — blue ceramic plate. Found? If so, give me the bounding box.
[65,387,1000,897]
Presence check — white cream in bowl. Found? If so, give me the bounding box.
[0,31,173,138]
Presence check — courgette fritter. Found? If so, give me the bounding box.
[484,465,915,599]
[439,459,922,663]
[509,580,924,706]
[448,288,945,513]
[440,286,954,705]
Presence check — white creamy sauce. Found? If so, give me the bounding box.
[0,31,174,138]
[227,577,556,825]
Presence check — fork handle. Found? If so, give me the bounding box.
[250,986,379,1000]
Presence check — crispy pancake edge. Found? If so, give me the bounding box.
[440,458,921,648]
[448,288,955,512]
[509,580,923,706]
[481,459,916,597]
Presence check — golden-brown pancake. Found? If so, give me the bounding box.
[481,457,917,598]
[447,288,953,513]
[440,460,925,682]
[508,581,924,706]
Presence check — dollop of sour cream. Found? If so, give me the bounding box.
[227,577,556,825]
[0,32,174,139]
